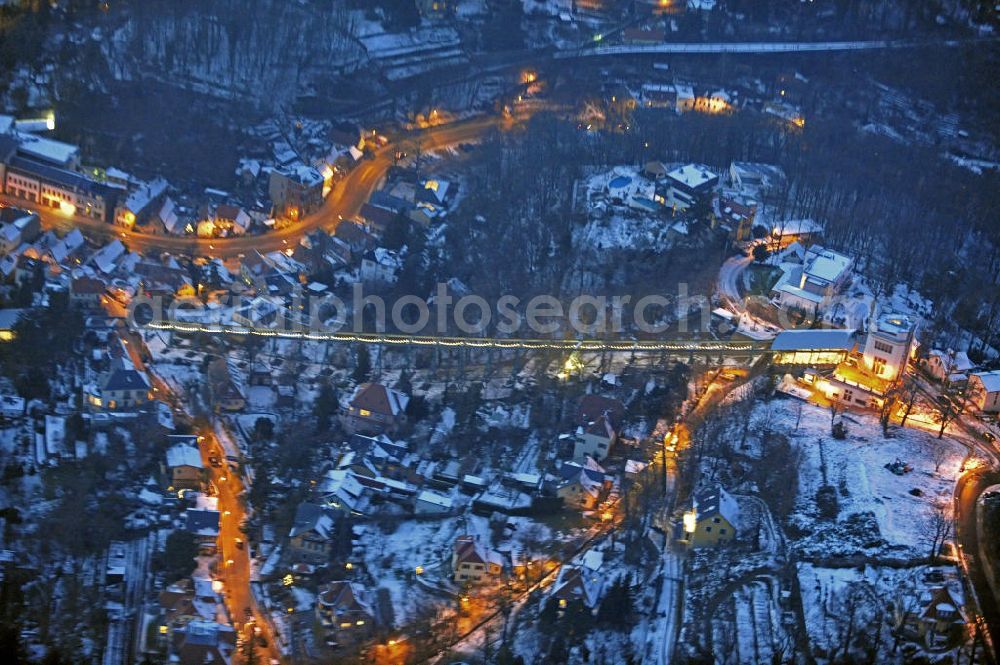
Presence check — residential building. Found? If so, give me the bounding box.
[3,156,117,221]
[269,164,324,221]
[658,163,718,212]
[414,490,453,514]
[185,495,221,554]
[925,349,975,384]
[86,356,152,411]
[288,502,337,563]
[169,620,236,665]
[70,276,108,308]
[679,484,740,547]
[901,586,967,650]
[114,177,168,228]
[451,535,503,583]
[969,371,1000,414]
[165,439,205,491]
[343,382,409,435]
[771,245,854,313]
[0,207,40,254]
[573,394,625,460]
[207,358,246,413]
[0,308,24,342]
[316,581,377,646]
[728,161,786,195]
[556,462,605,510]
[717,195,757,241]
[573,415,617,462]
[549,564,605,612]
[360,248,402,285]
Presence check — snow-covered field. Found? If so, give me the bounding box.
[771,399,966,558]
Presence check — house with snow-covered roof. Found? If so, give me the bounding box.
[901,585,967,651]
[343,382,409,436]
[269,163,324,221]
[316,581,377,646]
[556,460,606,511]
[678,483,740,547]
[549,563,607,611]
[289,502,338,563]
[658,163,719,212]
[86,355,151,411]
[924,349,975,385]
[114,177,168,228]
[969,371,1000,414]
[771,245,853,314]
[164,440,204,491]
[414,490,454,514]
[451,535,503,583]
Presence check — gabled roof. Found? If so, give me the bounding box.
[972,370,1000,394]
[350,383,409,418]
[99,357,151,392]
[550,565,605,609]
[577,394,625,429]
[166,443,204,469]
[416,490,453,509]
[186,508,220,536]
[453,535,503,568]
[694,483,740,528]
[289,502,335,539]
[919,585,965,623]
[317,580,374,617]
[558,459,606,484]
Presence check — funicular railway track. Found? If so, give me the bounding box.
[143,321,774,355]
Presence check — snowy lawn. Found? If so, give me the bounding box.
[775,399,966,558]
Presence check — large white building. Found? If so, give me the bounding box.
[772,245,854,313]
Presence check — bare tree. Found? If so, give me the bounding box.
[930,442,951,474]
[924,500,952,561]
[936,392,966,439]
[898,375,921,428]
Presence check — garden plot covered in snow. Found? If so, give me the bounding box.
[770,399,966,559]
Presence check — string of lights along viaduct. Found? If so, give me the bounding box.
[144,321,773,355]
[143,321,771,662]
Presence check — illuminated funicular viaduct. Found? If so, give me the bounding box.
[142,320,824,358]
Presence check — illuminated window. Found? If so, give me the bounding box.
[359,409,372,417]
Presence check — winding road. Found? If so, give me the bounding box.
[1,114,512,261]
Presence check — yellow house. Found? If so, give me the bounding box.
[680,484,740,548]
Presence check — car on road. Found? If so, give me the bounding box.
[983,431,997,444]
[208,455,222,468]
[235,538,244,550]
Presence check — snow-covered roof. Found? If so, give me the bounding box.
[973,371,1000,394]
[416,490,453,509]
[167,443,203,469]
[771,329,857,351]
[694,483,740,528]
[666,163,717,189]
[16,134,79,166]
[803,246,852,284]
[123,178,168,214]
